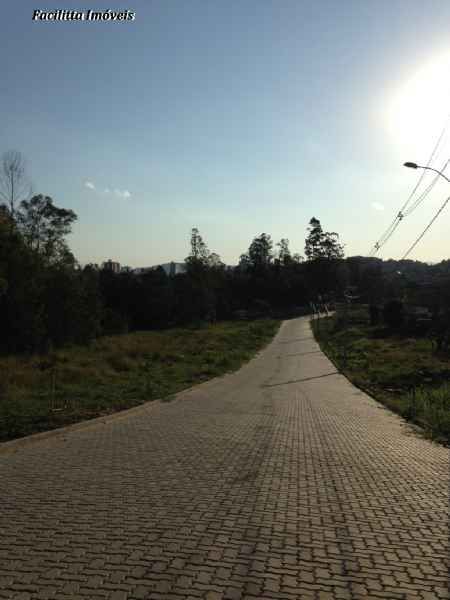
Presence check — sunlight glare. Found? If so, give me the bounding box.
[386,51,450,161]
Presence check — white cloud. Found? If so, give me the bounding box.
[371,202,384,211]
[114,188,132,199]
[84,182,130,198]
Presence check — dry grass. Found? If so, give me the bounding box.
[0,319,280,442]
[312,306,450,445]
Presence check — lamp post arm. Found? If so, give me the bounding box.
[415,165,450,183]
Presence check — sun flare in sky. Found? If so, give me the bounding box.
[386,51,450,163]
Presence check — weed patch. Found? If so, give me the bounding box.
[0,319,280,442]
[312,307,450,444]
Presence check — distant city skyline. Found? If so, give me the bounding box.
[2,0,450,267]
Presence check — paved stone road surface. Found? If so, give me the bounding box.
[0,317,448,600]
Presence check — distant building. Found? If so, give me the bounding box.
[134,262,186,277]
[102,259,121,273]
[156,262,186,276]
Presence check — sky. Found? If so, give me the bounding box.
[2,0,450,267]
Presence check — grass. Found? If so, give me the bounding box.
[0,319,280,443]
[311,305,450,445]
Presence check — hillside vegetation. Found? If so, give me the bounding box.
[0,319,280,443]
[312,304,450,445]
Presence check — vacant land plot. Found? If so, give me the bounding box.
[312,305,450,444]
[0,319,280,442]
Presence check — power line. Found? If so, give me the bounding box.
[372,157,448,255]
[370,158,447,252]
[401,193,450,259]
[403,159,450,216]
[369,212,404,256]
[369,112,450,255]
[368,216,399,256]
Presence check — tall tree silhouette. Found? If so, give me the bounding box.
[305,217,344,260]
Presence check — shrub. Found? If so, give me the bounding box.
[402,385,450,441]
[429,312,450,353]
[102,309,129,335]
[107,354,134,372]
[383,299,404,330]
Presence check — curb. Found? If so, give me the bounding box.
[0,399,159,455]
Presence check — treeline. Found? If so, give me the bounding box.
[0,201,347,354]
[2,149,450,356]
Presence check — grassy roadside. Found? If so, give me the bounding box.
[311,306,450,445]
[0,319,280,443]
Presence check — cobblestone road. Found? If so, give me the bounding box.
[0,317,448,600]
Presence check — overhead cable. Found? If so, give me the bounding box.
[369,112,450,255]
[401,194,450,259]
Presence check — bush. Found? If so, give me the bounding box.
[402,385,450,441]
[383,299,404,330]
[429,312,450,353]
[102,309,129,335]
[405,316,432,337]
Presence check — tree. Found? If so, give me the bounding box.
[238,252,251,269]
[247,233,273,269]
[0,151,30,221]
[304,218,345,297]
[185,228,224,269]
[276,238,292,266]
[77,265,103,342]
[305,217,344,260]
[0,213,46,353]
[321,231,345,260]
[207,252,224,268]
[305,218,323,260]
[17,195,77,264]
[183,228,224,322]
[186,227,209,265]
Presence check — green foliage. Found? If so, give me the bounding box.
[0,319,280,442]
[399,386,450,434]
[312,305,450,444]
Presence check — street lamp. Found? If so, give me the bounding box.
[404,162,450,183]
